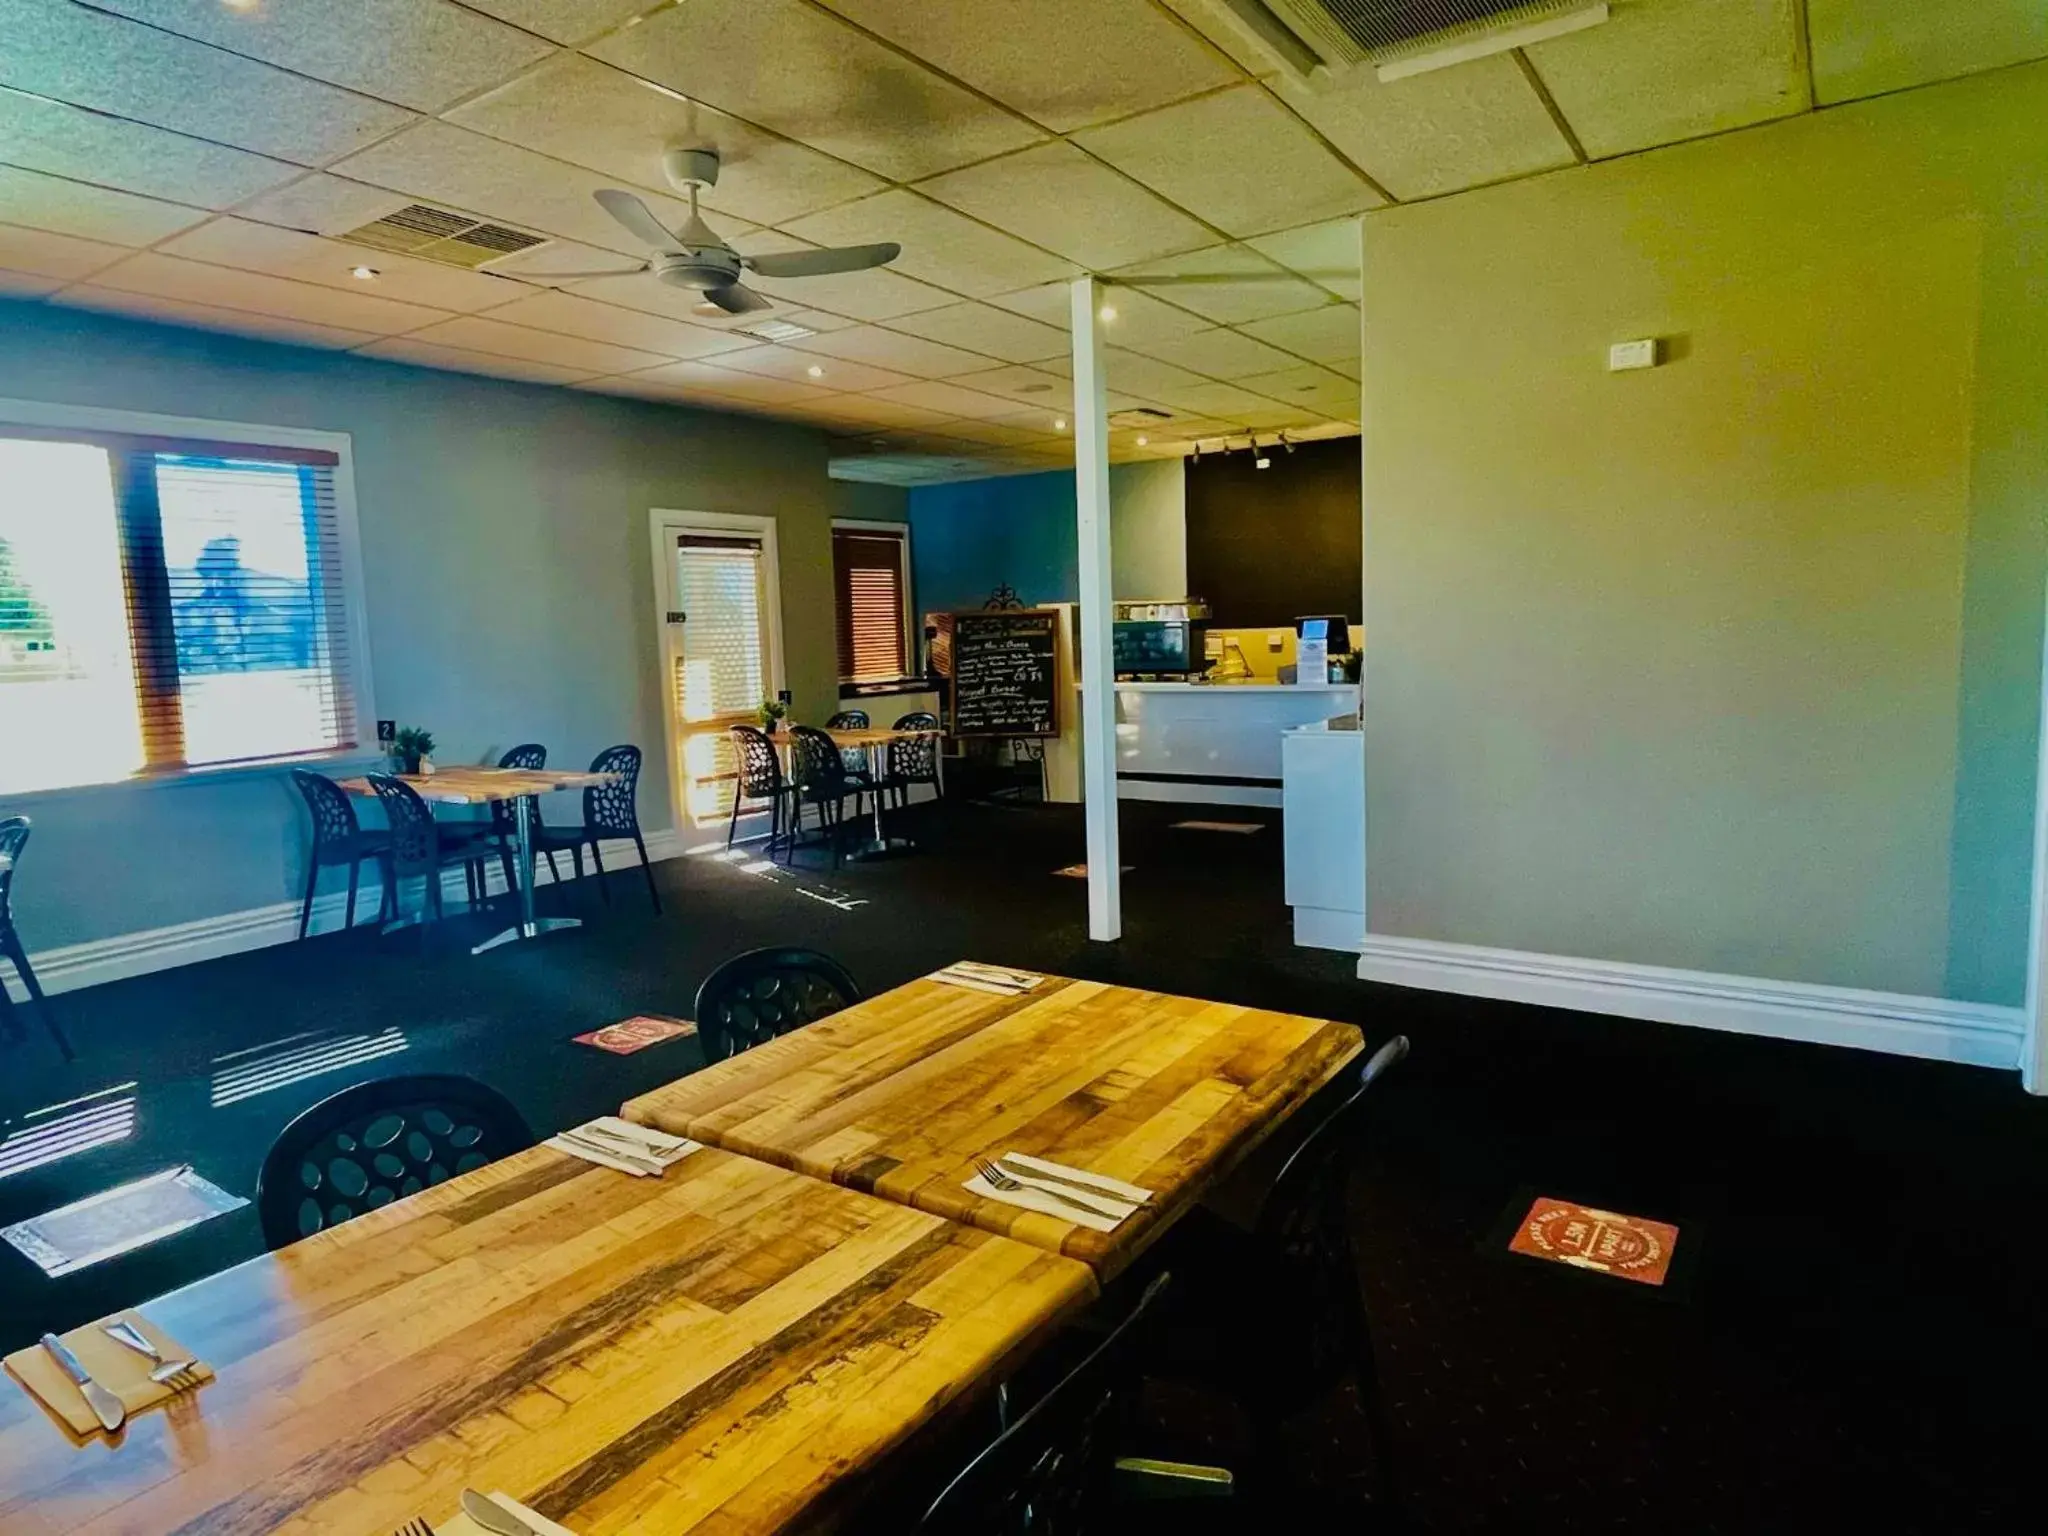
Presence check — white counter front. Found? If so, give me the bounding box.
[1114,681,1359,806]
[1283,722,1364,951]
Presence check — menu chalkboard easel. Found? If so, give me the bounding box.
[950,609,1060,738]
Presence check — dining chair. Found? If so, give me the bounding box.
[486,742,561,892]
[290,769,393,939]
[254,1073,532,1248]
[916,1274,1232,1533]
[825,707,874,787]
[0,817,72,1061]
[1143,1034,1411,1510]
[693,946,861,1064]
[886,710,942,809]
[727,724,794,855]
[786,725,861,869]
[535,744,660,913]
[365,773,486,941]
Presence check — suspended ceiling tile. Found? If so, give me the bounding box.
[1245,216,1361,301]
[992,280,1211,345]
[587,0,1043,181]
[0,221,129,281]
[236,174,411,236]
[0,90,299,209]
[1232,405,1331,431]
[359,335,598,384]
[87,250,453,334]
[925,417,1071,448]
[61,284,385,351]
[456,0,657,45]
[1133,376,1287,419]
[401,313,672,372]
[1527,0,1804,158]
[782,190,1076,299]
[813,0,1240,132]
[1100,347,1213,399]
[1074,84,1383,237]
[884,302,1069,364]
[0,269,64,298]
[916,142,1218,271]
[947,362,1073,407]
[777,307,858,332]
[1808,0,2048,102]
[1273,53,1574,201]
[1153,0,1292,76]
[1237,305,1360,367]
[2,0,417,166]
[712,342,912,393]
[85,0,556,114]
[330,121,733,257]
[0,165,208,246]
[784,322,996,378]
[616,359,836,405]
[818,396,961,429]
[477,288,755,357]
[159,217,526,313]
[1124,324,1299,379]
[1109,246,1333,324]
[864,379,1034,419]
[1239,362,1358,418]
[444,54,886,227]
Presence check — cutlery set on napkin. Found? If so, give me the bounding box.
[4,1309,211,1436]
[963,1152,1154,1232]
[932,961,1044,996]
[543,1115,699,1177]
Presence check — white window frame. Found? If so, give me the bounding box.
[647,508,786,835]
[0,395,377,803]
[832,516,916,688]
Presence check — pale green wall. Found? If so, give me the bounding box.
[1361,63,2048,1002]
[0,299,903,949]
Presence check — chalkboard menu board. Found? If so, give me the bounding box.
[951,609,1060,738]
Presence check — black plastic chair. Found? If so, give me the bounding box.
[825,708,874,787]
[486,742,560,891]
[290,769,392,939]
[254,1073,532,1248]
[366,773,484,939]
[886,710,942,809]
[535,744,660,912]
[693,946,861,1064]
[1145,1034,1411,1507]
[0,818,71,1061]
[917,1274,1228,1533]
[727,724,794,854]
[787,725,861,869]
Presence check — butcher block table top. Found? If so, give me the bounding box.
[621,972,1366,1278]
[0,1144,1095,1536]
[335,765,616,805]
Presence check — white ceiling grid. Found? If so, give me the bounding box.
[0,0,2041,482]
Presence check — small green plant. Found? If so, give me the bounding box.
[392,725,436,774]
[758,697,788,732]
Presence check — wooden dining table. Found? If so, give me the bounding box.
[781,726,937,862]
[337,766,616,954]
[621,971,1366,1278]
[0,1143,1095,1535]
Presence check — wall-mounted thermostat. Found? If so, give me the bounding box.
[1608,338,1660,371]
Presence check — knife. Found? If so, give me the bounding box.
[556,1130,664,1175]
[462,1489,536,1536]
[998,1155,1153,1208]
[40,1333,125,1433]
[987,1160,1137,1220]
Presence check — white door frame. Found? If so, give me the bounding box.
[648,508,786,836]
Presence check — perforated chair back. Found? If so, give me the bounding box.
[730,725,785,801]
[491,742,548,838]
[255,1074,532,1248]
[825,709,869,729]
[889,712,941,788]
[694,946,861,1063]
[916,1273,1174,1534]
[290,770,362,860]
[787,725,849,799]
[0,817,28,930]
[366,773,440,878]
[584,744,643,836]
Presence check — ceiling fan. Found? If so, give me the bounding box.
[521,148,902,316]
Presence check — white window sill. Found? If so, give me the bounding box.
[0,747,388,808]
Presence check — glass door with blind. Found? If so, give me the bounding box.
[655,514,783,829]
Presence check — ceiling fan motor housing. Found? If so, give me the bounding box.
[664,146,723,189]
[654,249,744,291]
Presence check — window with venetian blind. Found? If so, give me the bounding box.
[833,524,912,685]
[0,426,359,794]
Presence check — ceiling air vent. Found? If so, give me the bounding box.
[1220,0,1606,81]
[1110,408,1175,428]
[338,204,547,269]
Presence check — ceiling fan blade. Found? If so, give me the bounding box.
[744,242,901,279]
[515,264,651,281]
[594,189,683,252]
[702,282,773,315]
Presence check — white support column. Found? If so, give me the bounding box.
[1071,275,1121,941]
[2022,568,2048,1092]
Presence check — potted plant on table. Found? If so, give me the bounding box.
[392,726,436,776]
[758,698,788,735]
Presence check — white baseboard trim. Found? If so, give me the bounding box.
[1293,906,1366,952]
[7,828,690,1003]
[1355,933,2026,1070]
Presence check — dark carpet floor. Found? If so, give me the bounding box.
[2,796,2043,1530]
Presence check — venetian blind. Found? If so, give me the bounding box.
[833,527,909,684]
[674,533,766,823]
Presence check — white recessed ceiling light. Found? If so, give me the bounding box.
[349,265,379,280]
[1135,435,1149,446]
[1053,417,1068,431]
[1098,304,1118,322]
[806,364,824,378]
[220,0,260,10]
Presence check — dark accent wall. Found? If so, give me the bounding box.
[1184,436,1361,627]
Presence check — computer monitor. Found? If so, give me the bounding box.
[1295,615,1351,653]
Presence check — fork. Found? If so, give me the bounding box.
[394,1520,435,1536]
[973,1158,1132,1220]
[101,1319,201,1388]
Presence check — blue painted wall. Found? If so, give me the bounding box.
[907,470,1079,617]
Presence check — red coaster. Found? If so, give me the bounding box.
[1508,1197,1679,1286]
[572,1015,696,1055]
